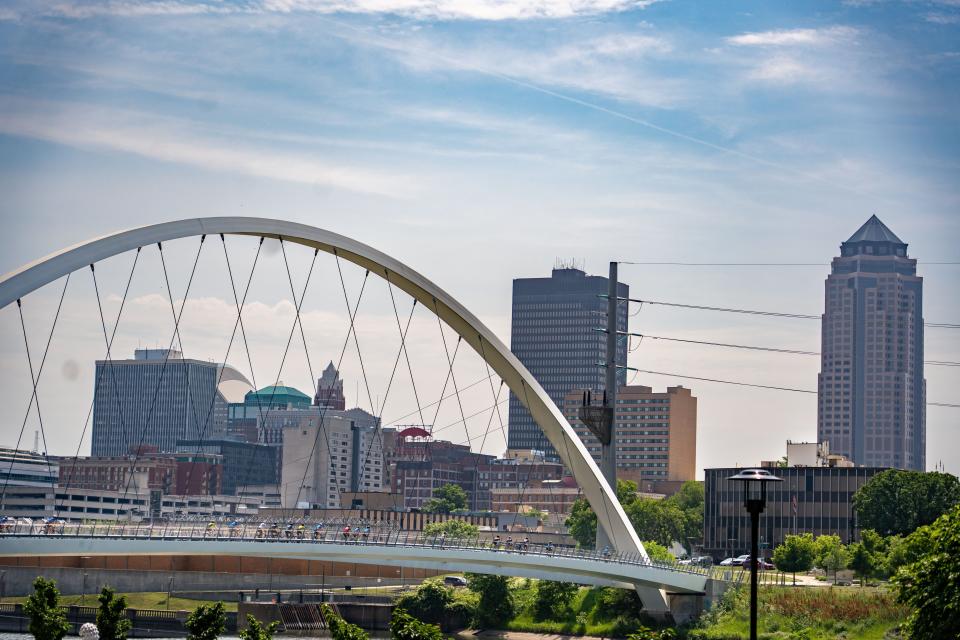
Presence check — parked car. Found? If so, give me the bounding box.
[443,575,467,587]
[719,557,737,566]
[739,556,775,570]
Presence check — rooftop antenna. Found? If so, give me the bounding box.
[32,430,39,453]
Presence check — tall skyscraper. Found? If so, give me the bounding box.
[92,349,250,456]
[817,215,925,470]
[507,266,628,459]
[315,362,346,409]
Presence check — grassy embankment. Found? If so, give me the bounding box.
[688,585,909,640]
[0,591,238,612]
[500,580,908,639]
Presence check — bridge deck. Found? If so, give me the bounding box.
[0,524,711,595]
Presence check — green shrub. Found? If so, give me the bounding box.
[185,601,227,640]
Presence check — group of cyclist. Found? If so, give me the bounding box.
[491,534,536,552]
[203,520,379,542]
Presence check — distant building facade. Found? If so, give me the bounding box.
[315,362,346,409]
[176,439,279,496]
[564,385,697,488]
[91,349,251,456]
[507,267,628,458]
[818,216,925,470]
[0,447,58,491]
[57,454,175,494]
[280,413,384,508]
[703,465,887,558]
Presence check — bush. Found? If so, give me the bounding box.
[466,574,514,628]
[394,580,452,624]
[96,587,132,640]
[894,504,960,639]
[390,607,444,640]
[239,614,280,640]
[321,604,369,640]
[533,581,578,620]
[185,602,227,640]
[23,577,70,640]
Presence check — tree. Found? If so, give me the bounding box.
[390,608,444,640]
[321,604,369,640]
[422,483,468,514]
[533,581,578,620]
[565,497,597,549]
[564,480,650,549]
[394,580,452,624]
[814,535,848,584]
[663,480,704,552]
[847,542,877,587]
[422,520,478,540]
[240,615,280,640]
[853,469,960,536]
[772,533,816,585]
[24,577,70,640]
[641,541,675,564]
[96,587,132,640]
[625,499,686,549]
[466,573,514,628]
[893,504,960,639]
[185,602,227,640]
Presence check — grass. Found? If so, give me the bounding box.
[503,580,654,637]
[689,585,909,640]
[1,591,238,612]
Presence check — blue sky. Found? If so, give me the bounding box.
[0,0,957,477]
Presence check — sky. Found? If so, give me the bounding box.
[0,0,957,479]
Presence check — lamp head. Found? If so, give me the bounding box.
[729,468,782,506]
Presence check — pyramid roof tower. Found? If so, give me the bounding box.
[840,215,908,257]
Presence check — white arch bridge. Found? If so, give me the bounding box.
[1,218,714,613]
[0,525,711,598]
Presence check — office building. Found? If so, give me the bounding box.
[564,384,697,491]
[818,216,925,470]
[280,413,384,508]
[0,447,58,491]
[703,464,886,558]
[91,349,252,456]
[175,439,279,496]
[507,266,628,458]
[57,453,176,493]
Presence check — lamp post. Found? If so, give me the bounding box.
[729,468,782,640]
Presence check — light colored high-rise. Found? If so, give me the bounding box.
[563,384,696,492]
[280,413,384,508]
[92,349,251,456]
[817,215,925,470]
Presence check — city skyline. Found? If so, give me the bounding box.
[0,1,957,476]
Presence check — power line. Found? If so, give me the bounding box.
[605,364,959,407]
[619,295,958,328]
[614,330,959,366]
[618,261,960,266]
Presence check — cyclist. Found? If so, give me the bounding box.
[296,524,306,539]
[204,521,216,538]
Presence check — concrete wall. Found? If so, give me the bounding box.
[0,565,415,598]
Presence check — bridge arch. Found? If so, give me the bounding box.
[0,217,665,608]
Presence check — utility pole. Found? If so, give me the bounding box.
[579,261,619,551]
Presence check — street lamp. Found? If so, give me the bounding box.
[729,468,782,640]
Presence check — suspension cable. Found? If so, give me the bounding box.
[119,237,205,505]
[2,277,69,504]
[57,251,140,515]
[176,234,265,503]
[291,254,370,513]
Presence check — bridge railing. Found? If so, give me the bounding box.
[0,521,711,577]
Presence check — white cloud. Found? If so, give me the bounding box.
[0,97,418,198]
[925,12,960,24]
[727,26,858,47]
[22,0,662,21]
